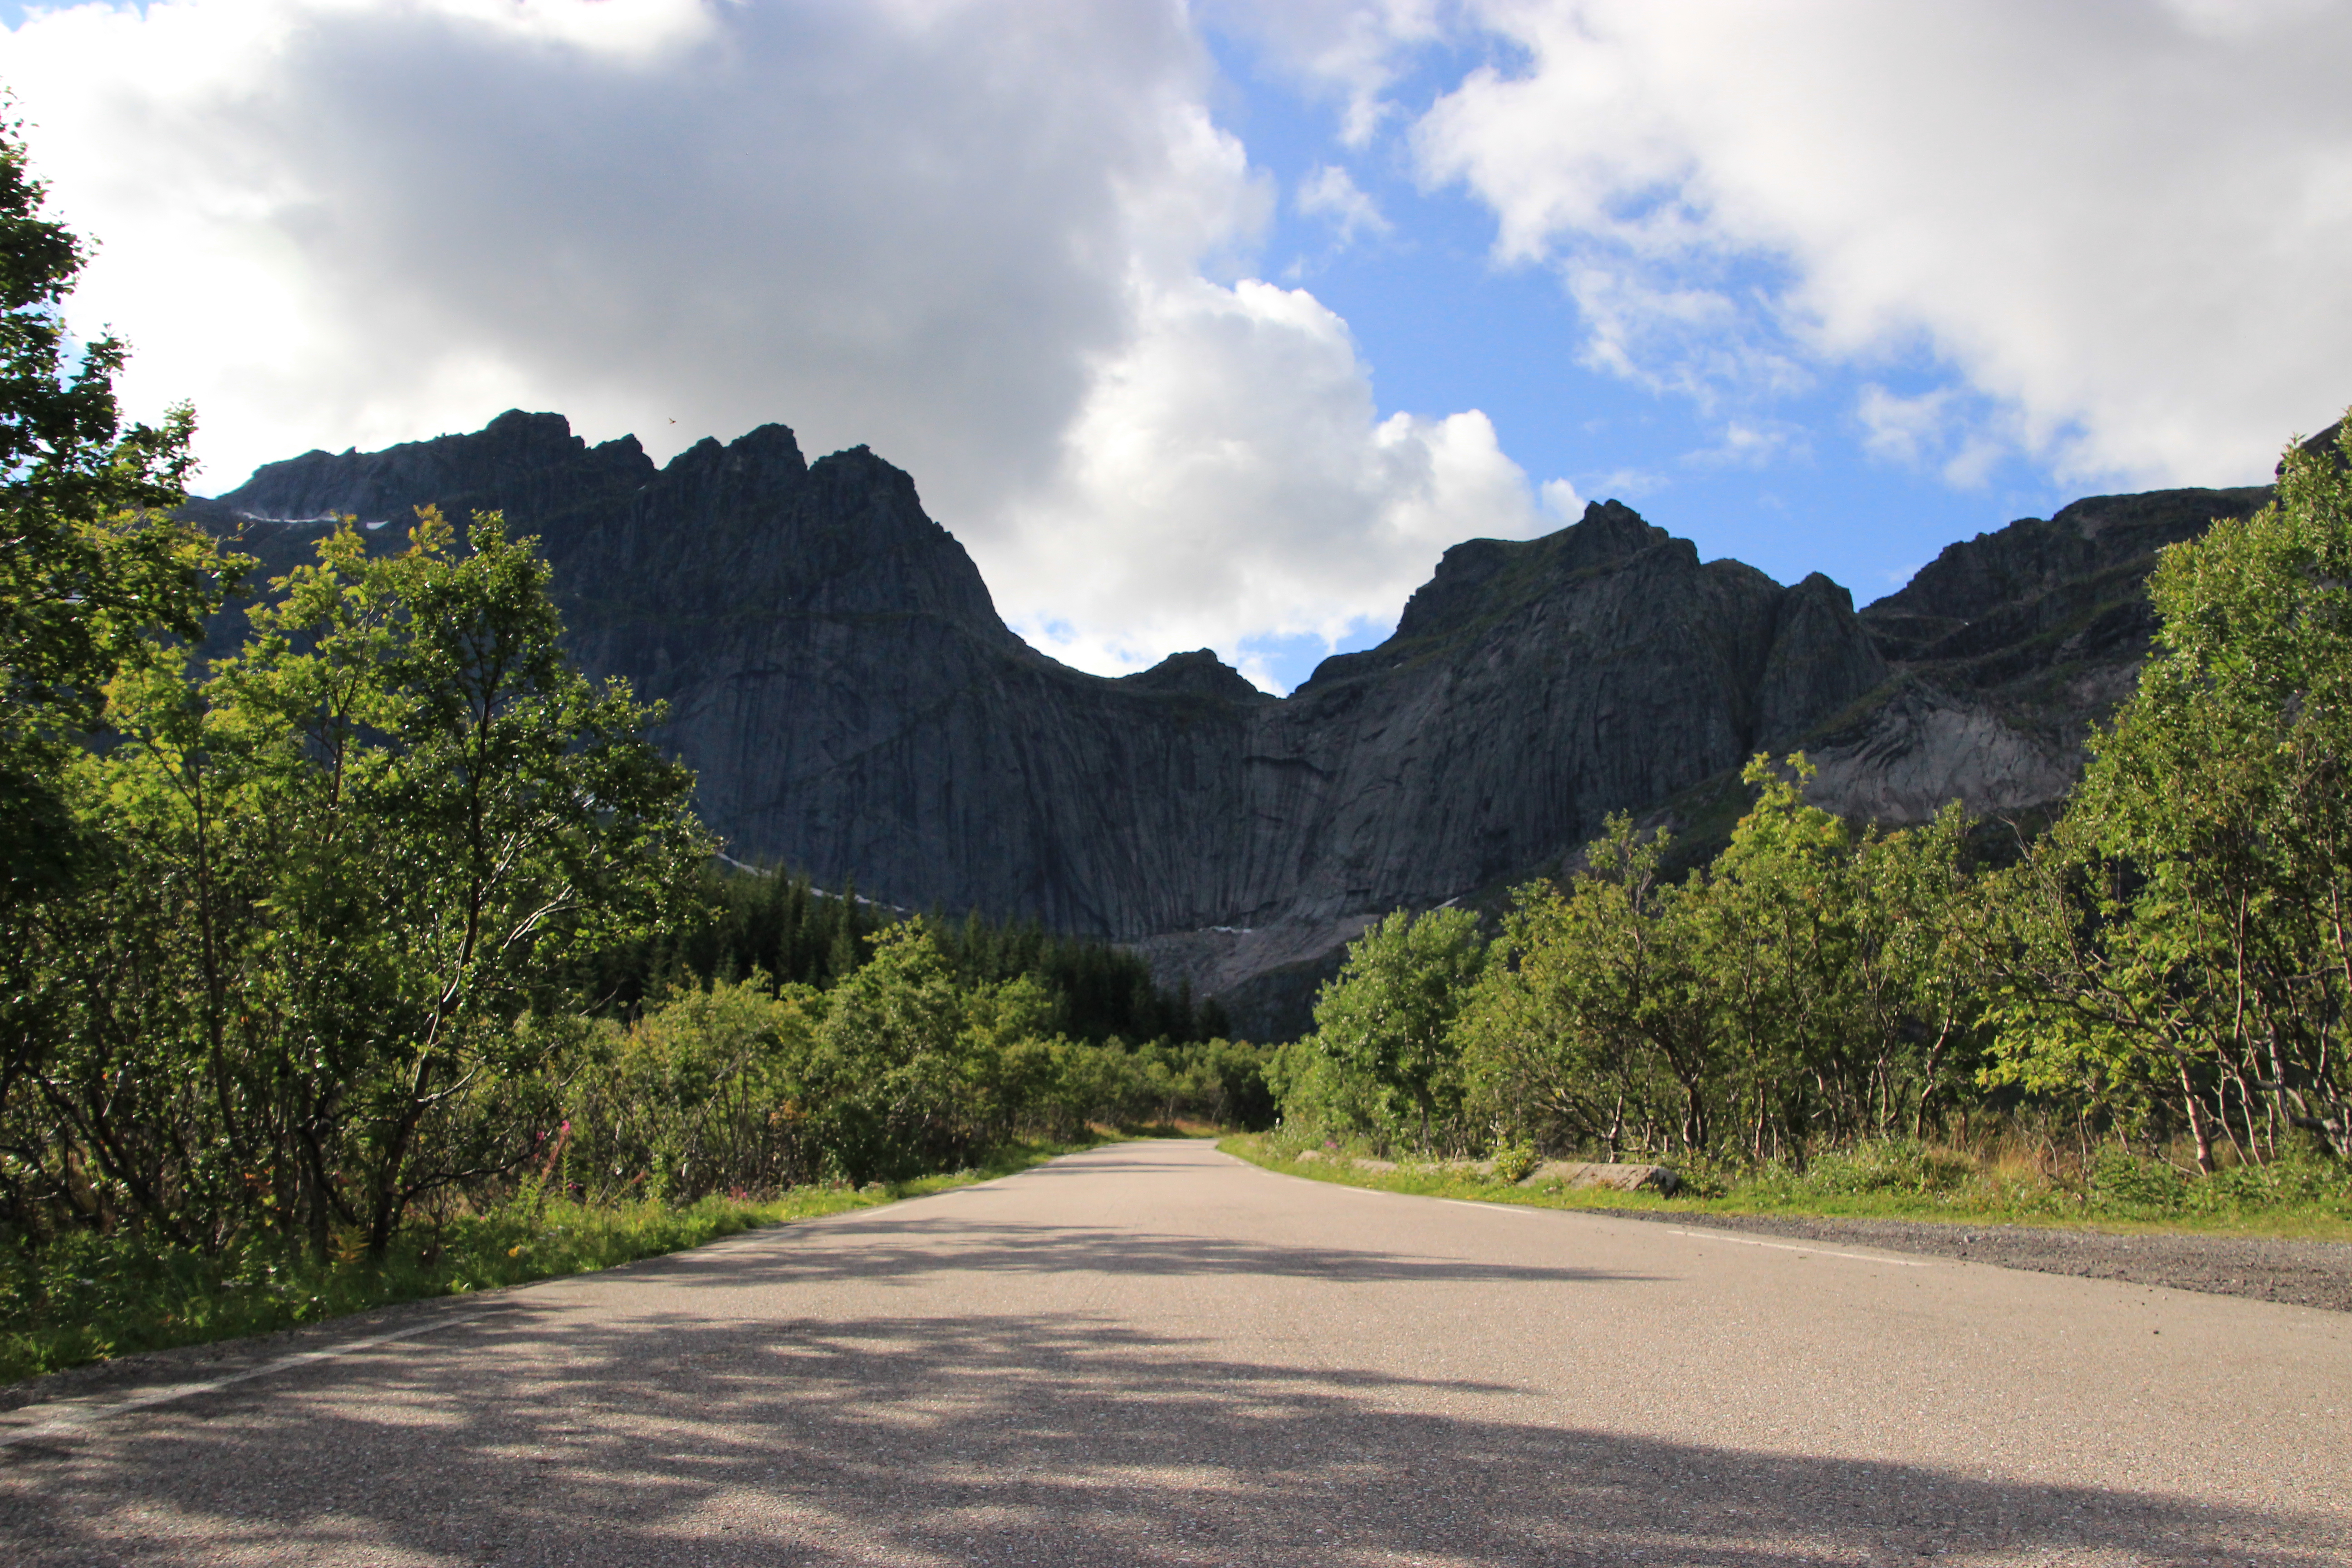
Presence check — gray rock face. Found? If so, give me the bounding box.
[1794,485,2272,831]
[198,410,2262,1034]
[196,413,1886,950]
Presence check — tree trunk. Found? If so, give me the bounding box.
[2178,1059,2216,1174]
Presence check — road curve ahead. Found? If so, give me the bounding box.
[3,1140,2346,1565]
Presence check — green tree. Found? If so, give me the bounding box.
[1681,755,1862,1161]
[1986,420,2352,1165]
[0,118,216,902]
[17,509,708,1256]
[1456,815,1714,1157]
[573,975,824,1202]
[1297,907,1485,1154]
[1458,771,1985,1166]
[799,922,1049,1182]
[0,119,242,1245]
[1685,756,1981,1156]
[1846,802,1987,1139]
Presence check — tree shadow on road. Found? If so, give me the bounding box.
[624,1213,1665,1290]
[0,1303,2337,1566]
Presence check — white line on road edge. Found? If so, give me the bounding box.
[1443,1199,1933,1266]
[0,1311,495,1450]
[1259,1161,1937,1266]
[1663,1228,1933,1267]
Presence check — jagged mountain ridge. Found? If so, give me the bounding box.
[187,410,2269,1034]
[191,412,1880,922]
[1795,484,2271,831]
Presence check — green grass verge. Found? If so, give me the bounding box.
[0,1138,1093,1385]
[1220,1134,2352,1244]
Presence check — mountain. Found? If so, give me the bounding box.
[1804,484,2269,831]
[185,411,2272,1036]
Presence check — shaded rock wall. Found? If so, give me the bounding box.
[198,412,1886,952]
[201,411,2269,1034]
[1793,485,2271,832]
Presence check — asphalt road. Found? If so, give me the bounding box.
[3,1140,2347,1566]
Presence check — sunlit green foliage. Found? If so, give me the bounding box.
[7,509,707,1259]
[1453,814,1711,1157]
[1678,757,1987,1161]
[0,120,217,904]
[1984,421,2352,1165]
[1284,760,1989,1165]
[1277,907,1485,1153]
[567,959,1272,1198]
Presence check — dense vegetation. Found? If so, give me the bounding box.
[0,129,1263,1374]
[583,861,1229,1045]
[1278,431,2352,1196]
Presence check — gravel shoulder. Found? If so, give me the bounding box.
[1607,1208,2352,1313]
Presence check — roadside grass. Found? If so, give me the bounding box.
[0,1138,1095,1385]
[1220,1133,2352,1244]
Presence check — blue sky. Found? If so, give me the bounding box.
[4,2,2343,692]
[1206,20,2082,648]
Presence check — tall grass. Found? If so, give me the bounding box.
[1229,1129,2352,1238]
[0,1139,1089,1384]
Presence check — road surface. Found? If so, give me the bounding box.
[3,1140,2347,1564]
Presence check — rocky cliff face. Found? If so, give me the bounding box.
[193,410,2264,1037]
[194,412,1892,1026]
[1793,484,2270,830]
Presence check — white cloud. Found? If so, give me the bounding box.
[6,0,1208,505]
[1297,163,1391,245]
[1410,0,2352,487]
[1683,418,1809,471]
[1855,385,1953,469]
[0,0,1534,688]
[1197,0,1444,147]
[1856,383,2009,489]
[998,275,1540,687]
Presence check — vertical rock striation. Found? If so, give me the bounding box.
[199,410,2267,1030]
[197,413,1888,959]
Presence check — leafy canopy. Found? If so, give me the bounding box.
[0,115,220,901]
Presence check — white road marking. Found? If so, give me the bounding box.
[1262,1161,1937,1267]
[0,1311,494,1450]
[1662,1228,1933,1267]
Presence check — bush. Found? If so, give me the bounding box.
[1799,1140,1981,1197]
[1490,1138,1541,1185]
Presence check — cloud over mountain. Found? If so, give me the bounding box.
[1405,0,2352,486]
[10,0,2349,686]
[2,0,1540,688]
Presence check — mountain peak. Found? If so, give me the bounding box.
[1119,649,1270,703]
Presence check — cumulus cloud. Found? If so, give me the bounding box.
[5,0,1215,503]
[997,275,1538,682]
[1197,0,1443,147]
[1297,164,1391,245]
[0,0,1541,690]
[1411,0,2352,487]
